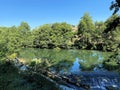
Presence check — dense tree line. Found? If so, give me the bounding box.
[0,14,120,60]
[75,13,120,51]
[33,23,74,49]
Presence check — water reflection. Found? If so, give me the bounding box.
[19,49,112,72]
[19,49,120,89]
[69,58,81,73]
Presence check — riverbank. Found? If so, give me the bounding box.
[13,57,120,90]
[1,55,120,90]
[0,60,59,90]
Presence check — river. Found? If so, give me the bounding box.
[19,48,112,72]
[18,49,120,90]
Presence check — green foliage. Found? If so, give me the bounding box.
[0,42,8,59]
[75,13,120,51]
[51,22,74,49]
[0,61,59,90]
[18,22,31,47]
[78,13,95,35]
[7,53,18,60]
[0,15,119,55]
[33,24,53,48]
[75,13,96,49]
[0,22,32,60]
[33,22,74,49]
[95,21,106,32]
[0,27,9,58]
[103,14,120,51]
[103,49,120,72]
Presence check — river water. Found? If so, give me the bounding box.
[19,48,112,72]
[19,49,120,90]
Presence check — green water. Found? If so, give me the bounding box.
[19,48,112,72]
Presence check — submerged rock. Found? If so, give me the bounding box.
[20,65,28,71]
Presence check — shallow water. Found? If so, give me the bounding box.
[19,48,112,72]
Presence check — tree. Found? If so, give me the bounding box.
[102,14,120,51]
[6,26,21,53]
[104,0,120,35]
[51,22,74,49]
[33,22,74,49]
[95,21,106,32]
[110,0,120,14]
[18,22,31,47]
[0,27,8,59]
[0,26,20,59]
[78,13,95,35]
[103,14,120,33]
[33,24,53,48]
[76,13,95,49]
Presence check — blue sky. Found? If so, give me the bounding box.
[0,0,116,29]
